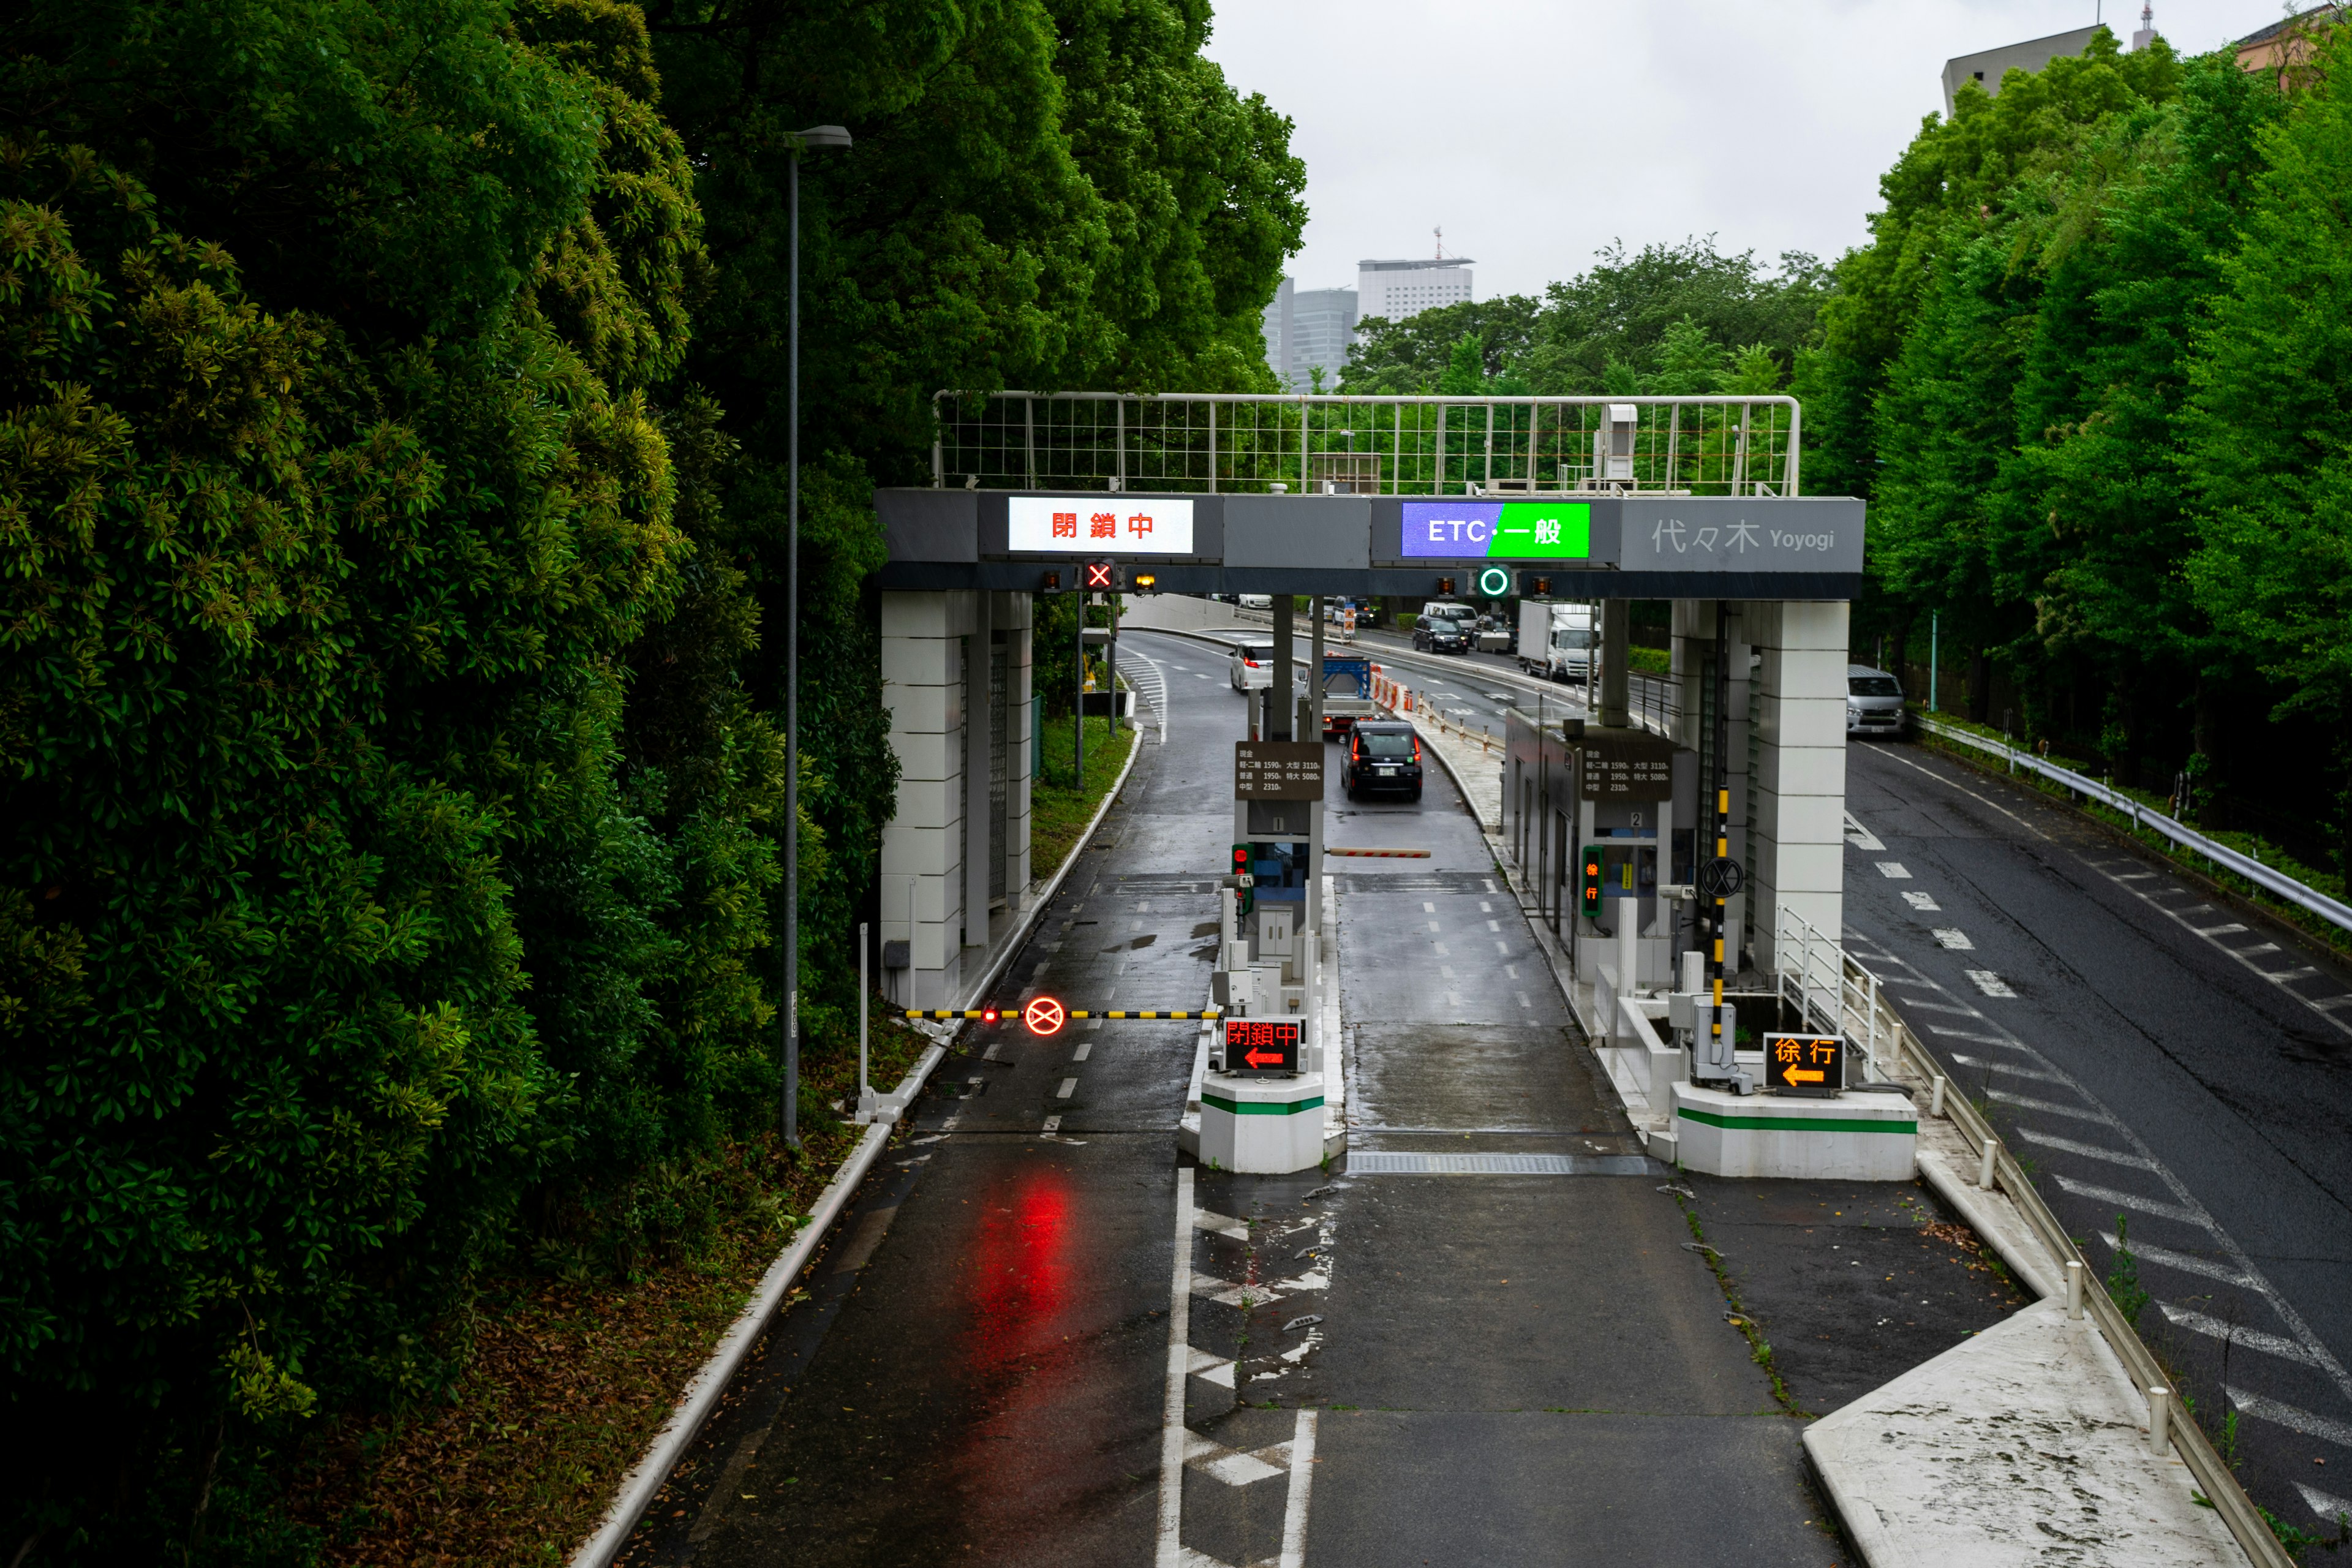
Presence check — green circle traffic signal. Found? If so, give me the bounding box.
[1476,565,1512,598]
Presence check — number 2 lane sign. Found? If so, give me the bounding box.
[1024,997,1067,1036]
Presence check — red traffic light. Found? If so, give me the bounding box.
[981,1008,1000,1023]
[1084,560,1116,590]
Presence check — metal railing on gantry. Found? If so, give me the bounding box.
[931,392,1802,498]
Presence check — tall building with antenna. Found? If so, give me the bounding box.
[1355,232,1474,324]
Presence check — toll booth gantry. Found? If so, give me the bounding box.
[870,392,1863,1022]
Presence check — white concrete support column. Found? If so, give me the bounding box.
[1001,592,1034,908]
[1744,600,1850,973]
[880,590,979,1009]
[965,591,993,950]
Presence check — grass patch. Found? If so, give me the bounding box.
[1624,645,1672,676]
[1031,712,1137,883]
[283,992,932,1566]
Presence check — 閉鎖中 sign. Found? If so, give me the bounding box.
[1234,741,1325,800]
[1008,497,1196,555]
[1221,1016,1303,1076]
[1763,1032,1844,1096]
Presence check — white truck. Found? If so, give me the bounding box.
[1517,601,1598,683]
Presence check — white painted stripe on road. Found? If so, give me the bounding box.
[2237,942,2282,957]
[2052,1174,2206,1226]
[1950,1052,2065,1084]
[1932,928,1974,950]
[1844,812,1886,851]
[2300,1484,2352,1527]
[2264,966,2323,983]
[1278,1409,1319,1568]
[1988,1088,2113,1124]
[1908,999,1983,1017]
[1925,1027,2032,1049]
[1156,1167,1194,1568]
[1873,743,2052,839]
[1041,1114,1062,1134]
[1965,969,2016,997]
[2193,923,2248,936]
[1875,862,1912,879]
[2159,1303,2322,1367]
[1057,1077,1078,1099]
[2100,1231,2252,1289]
[2015,1126,2157,1170]
[1901,891,1942,911]
[1072,1042,1091,1061]
[2229,1387,2352,1451]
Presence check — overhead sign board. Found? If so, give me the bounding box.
[1616,497,1865,574]
[1400,500,1591,560]
[1009,496,1195,554]
[1764,1032,1845,1096]
[1234,741,1325,800]
[1221,1016,1303,1076]
[1577,731,1675,799]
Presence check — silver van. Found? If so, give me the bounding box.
[1847,665,1905,737]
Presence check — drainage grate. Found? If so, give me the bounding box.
[1345,1152,1657,1175]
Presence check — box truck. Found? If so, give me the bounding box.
[1517,601,1598,682]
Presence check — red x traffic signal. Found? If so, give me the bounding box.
[1084,560,1117,591]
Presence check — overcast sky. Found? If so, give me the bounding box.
[1204,0,2288,300]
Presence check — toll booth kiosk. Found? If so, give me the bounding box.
[1506,712,1695,993]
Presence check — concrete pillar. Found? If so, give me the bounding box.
[1744,600,1850,972]
[1599,598,1630,728]
[1308,597,1325,739]
[880,590,979,1008]
[1270,595,1293,739]
[964,590,993,950]
[1002,592,1033,908]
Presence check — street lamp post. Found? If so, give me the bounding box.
[785,123,852,1152]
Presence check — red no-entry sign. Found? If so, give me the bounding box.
[1024,997,1068,1036]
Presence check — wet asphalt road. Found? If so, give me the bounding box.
[623,628,1839,1566]
[1842,741,2352,1532]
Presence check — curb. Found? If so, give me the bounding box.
[566,697,1148,1568]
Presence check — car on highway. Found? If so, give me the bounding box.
[1228,641,1275,690]
[1342,721,1423,801]
[1847,665,1906,737]
[1412,602,1476,654]
[1237,593,1273,609]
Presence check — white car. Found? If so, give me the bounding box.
[1228,642,1274,690]
[1237,594,1273,609]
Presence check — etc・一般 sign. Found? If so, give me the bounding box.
[1009,497,1196,555]
[1400,500,1591,560]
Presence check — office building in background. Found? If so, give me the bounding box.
[1260,279,1360,393]
[1356,255,1473,323]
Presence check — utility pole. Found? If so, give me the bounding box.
[783,124,851,1152]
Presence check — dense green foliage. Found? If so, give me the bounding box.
[1800,21,2352,870]
[1340,239,1830,397]
[0,0,1300,1558]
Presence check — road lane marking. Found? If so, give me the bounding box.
[1987,1088,2111,1123]
[1875,862,1912,879]
[2228,1387,2352,1451]
[1871,744,2052,839]
[1902,891,1942,911]
[1057,1077,1078,1099]
[1844,812,1887,851]
[2237,942,2282,956]
[1950,1052,2065,1085]
[1964,969,2015,997]
[1041,1114,1062,1134]
[1072,1042,1092,1061]
[1932,928,1974,949]
[2100,1231,2251,1288]
[2014,1126,2158,1170]
[1278,1409,1319,1568]
[1156,1168,1194,1568]
[2158,1304,2322,1368]
[2195,923,2249,935]
[2051,1174,2206,1226]
[1924,1027,2031,1049]
[2301,1483,2352,1526]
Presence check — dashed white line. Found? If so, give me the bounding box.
[1875,862,1912,880]
[1987,1088,2111,1123]
[1844,811,1887,851]
[1964,969,2015,997]
[1156,1168,1194,1568]
[1932,928,1974,950]
[1901,891,1942,911]
[2195,923,2250,936]
[1949,1052,2065,1085]
[1057,1077,1079,1099]
[1072,1042,1092,1061]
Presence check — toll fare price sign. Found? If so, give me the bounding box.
[1576,733,1675,799]
[1234,741,1325,800]
[1764,1032,1844,1097]
[1221,1016,1303,1076]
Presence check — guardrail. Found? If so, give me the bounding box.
[1914,714,2352,938]
[1774,902,2294,1568]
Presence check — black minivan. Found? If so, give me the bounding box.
[1343,721,1423,802]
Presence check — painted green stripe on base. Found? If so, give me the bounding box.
[1678,1106,1917,1135]
[1202,1092,1327,1117]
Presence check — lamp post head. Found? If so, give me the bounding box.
[794,124,853,151]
